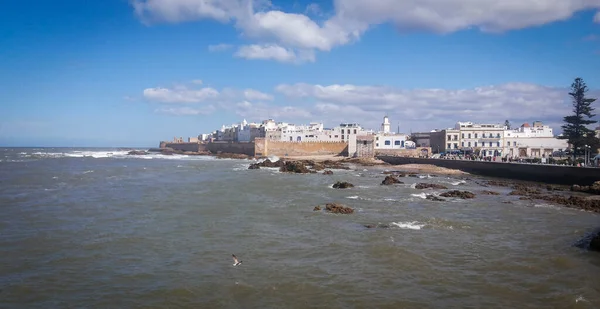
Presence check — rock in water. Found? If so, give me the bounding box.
[440,190,476,199]
[332,181,354,189]
[313,205,321,211]
[280,161,311,173]
[426,194,445,201]
[590,233,600,252]
[415,183,448,190]
[480,190,500,195]
[324,203,354,214]
[381,175,403,185]
[323,170,333,175]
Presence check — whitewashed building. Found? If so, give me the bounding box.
[373,116,410,149]
[456,121,505,157]
[503,121,569,158]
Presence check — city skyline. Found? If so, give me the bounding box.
[1,0,600,147]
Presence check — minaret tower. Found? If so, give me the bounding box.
[382,115,391,133]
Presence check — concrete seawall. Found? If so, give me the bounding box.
[377,156,599,186]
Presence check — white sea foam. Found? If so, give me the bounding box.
[392,221,425,230]
[533,203,562,210]
[411,193,427,199]
[346,196,359,199]
[410,183,417,189]
[20,150,218,161]
[450,180,466,185]
[575,295,587,303]
[82,170,94,174]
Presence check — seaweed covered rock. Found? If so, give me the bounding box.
[426,194,445,201]
[415,183,448,190]
[481,190,501,195]
[280,161,311,173]
[325,203,354,214]
[333,181,354,189]
[323,170,333,175]
[381,175,403,185]
[440,190,476,199]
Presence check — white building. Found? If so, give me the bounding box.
[456,121,505,157]
[373,116,410,149]
[503,122,569,158]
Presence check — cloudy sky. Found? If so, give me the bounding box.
[1,0,600,147]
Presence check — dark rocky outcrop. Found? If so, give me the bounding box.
[333,181,354,189]
[381,175,403,185]
[426,194,445,201]
[408,174,419,178]
[324,203,354,214]
[484,180,512,187]
[313,205,321,211]
[481,190,501,195]
[280,161,311,174]
[323,170,333,175]
[415,183,448,190]
[590,234,600,252]
[440,190,476,199]
[509,184,541,196]
[571,181,600,195]
[248,164,260,170]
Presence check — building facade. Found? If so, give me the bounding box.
[503,122,568,158]
[456,121,505,157]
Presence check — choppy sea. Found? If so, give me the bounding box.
[1,147,599,308]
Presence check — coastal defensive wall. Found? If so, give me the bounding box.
[377,156,599,186]
[160,139,349,157]
[254,138,348,157]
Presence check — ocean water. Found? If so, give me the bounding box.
[1,147,599,308]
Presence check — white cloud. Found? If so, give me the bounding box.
[234,44,315,63]
[143,85,219,103]
[132,0,600,63]
[595,11,600,23]
[155,106,216,115]
[191,79,203,85]
[234,100,313,120]
[208,44,233,52]
[243,89,274,101]
[276,82,579,132]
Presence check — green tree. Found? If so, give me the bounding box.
[559,77,599,161]
[504,120,511,129]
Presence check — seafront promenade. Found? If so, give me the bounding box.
[377,155,599,186]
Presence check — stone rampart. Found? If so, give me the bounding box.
[255,139,348,157]
[377,155,599,186]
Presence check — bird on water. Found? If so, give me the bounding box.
[232,254,242,266]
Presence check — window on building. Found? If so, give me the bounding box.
[454,143,458,149]
[401,141,405,147]
[342,135,345,139]
[385,140,391,145]
[489,142,493,147]
[474,133,478,138]
[376,137,379,140]
[394,140,401,145]
[289,136,292,141]
[474,142,478,147]
[341,129,345,134]
[376,143,379,147]
[497,142,500,147]
[363,141,367,145]
[468,142,471,147]
[354,129,357,134]
[447,143,451,149]
[462,133,464,138]
[513,141,516,146]
[507,142,510,146]
[468,133,471,138]
[496,133,500,138]
[462,142,464,147]
[297,136,301,142]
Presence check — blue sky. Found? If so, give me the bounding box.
[1,0,599,147]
